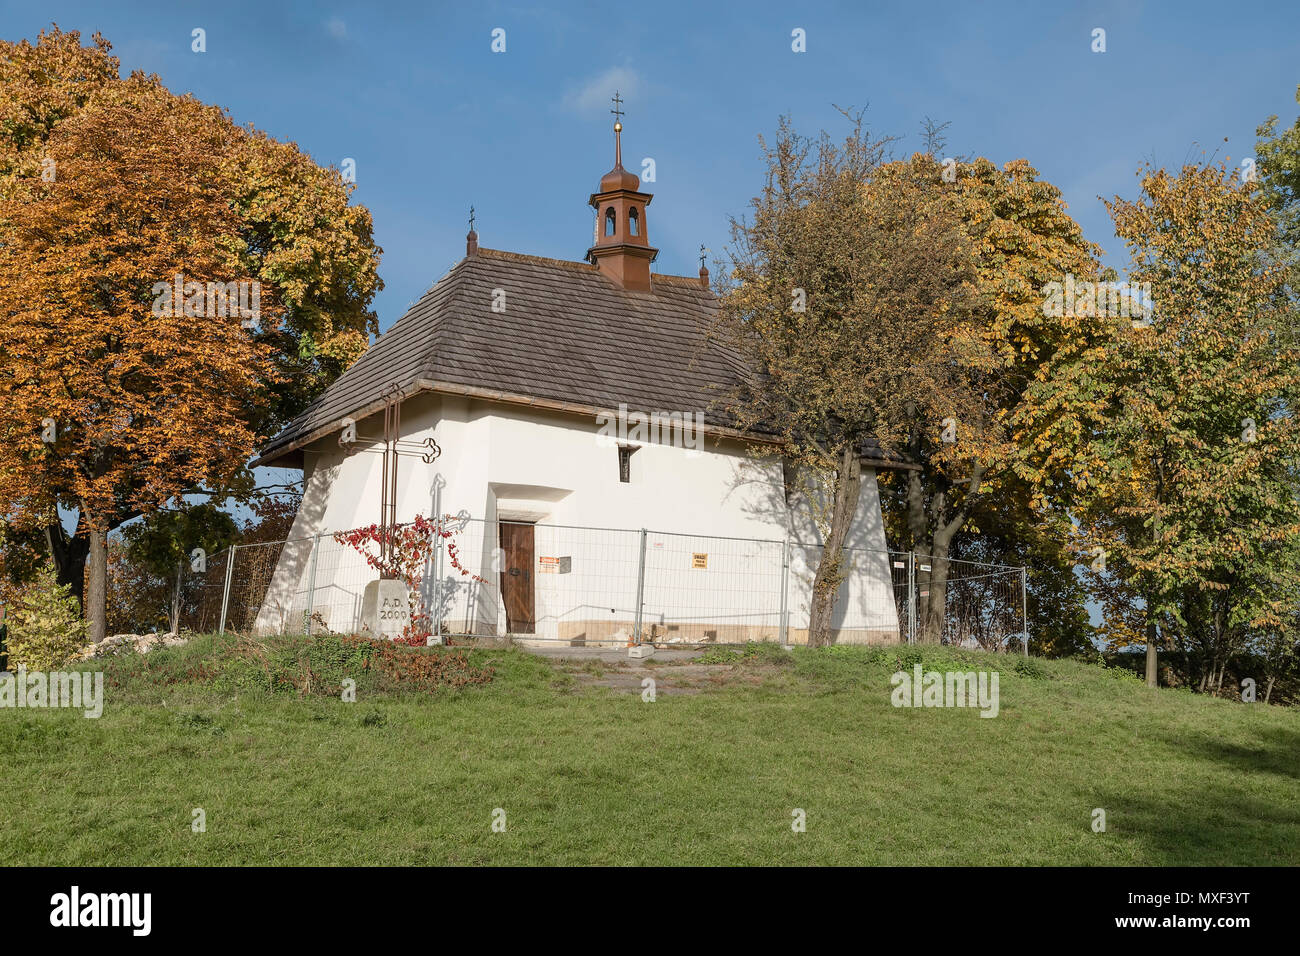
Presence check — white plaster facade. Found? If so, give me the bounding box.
[253,392,901,646]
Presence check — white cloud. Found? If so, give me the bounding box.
[563,67,643,116]
[326,17,347,40]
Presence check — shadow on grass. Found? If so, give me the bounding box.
[1087,723,1300,864]
[1155,723,1300,783]
[1091,784,1300,864]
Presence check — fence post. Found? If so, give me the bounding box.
[303,531,322,635]
[632,528,647,644]
[1021,566,1029,657]
[778,536,791,648]
[218,545,237,636]
[431,517,445,644]
[907,551,916,645]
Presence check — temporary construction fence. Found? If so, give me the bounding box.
[167,517,1028,653]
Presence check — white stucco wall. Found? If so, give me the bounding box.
[252,393,900,645]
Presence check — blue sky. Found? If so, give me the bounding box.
[7,0,1300,334]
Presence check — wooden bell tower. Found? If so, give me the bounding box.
[586,92,658,292]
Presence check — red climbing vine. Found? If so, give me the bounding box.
[333,514,485,645]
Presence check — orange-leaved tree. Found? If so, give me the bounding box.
[0,27,383,640]
[879,154,1102,644]
[0,77,276,643]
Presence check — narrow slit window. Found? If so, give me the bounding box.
[605,207,617,237]
[782,458,798,505]
[629,207,640,237]
[618,444,639,483]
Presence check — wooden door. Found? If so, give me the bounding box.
[499,521,536,633]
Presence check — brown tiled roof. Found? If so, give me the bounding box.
[254,247,911,470]
[253,249,754,467]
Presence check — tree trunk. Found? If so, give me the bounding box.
[1144,616,1158,688]
[45,518,90,611]
[170,563,183,635]
[919,541,952,644]
[1211,606,1227,694]
[85,516,108,644]
[808,447,862,648]
[903,446,986,645]
[1265,676,1275,704]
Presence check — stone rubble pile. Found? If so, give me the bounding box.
[77,632,190,660]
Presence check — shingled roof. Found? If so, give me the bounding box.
[253,248,757,468]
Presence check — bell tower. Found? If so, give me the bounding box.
[586,92,658,292]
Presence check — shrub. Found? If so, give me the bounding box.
[695,647,743,665]
[5,564,87,670]
[1102,662,1144,682]
[1013,656,1047,680]
[100,632,495,698]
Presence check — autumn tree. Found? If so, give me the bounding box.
[0,79,278,643]
[1252,84,1300,702]
[878,155,1103,643]
[1255,84,1300,319]
[0,27,382,639]
[713,114,981,646]
[1018,163,1300,687]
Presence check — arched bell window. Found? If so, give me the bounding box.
[629,207,640,237]
[605,207,616,237]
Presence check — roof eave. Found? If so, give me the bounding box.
[252,379,921,472]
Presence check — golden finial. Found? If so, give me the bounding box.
[611,91,625,167]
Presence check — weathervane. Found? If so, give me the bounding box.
[699,244,707,270]
[468,205,476,232]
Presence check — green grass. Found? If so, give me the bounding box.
[2,634,1297,865]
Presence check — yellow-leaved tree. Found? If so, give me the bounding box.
[1017,163,1300,686]
[0,27,383,641]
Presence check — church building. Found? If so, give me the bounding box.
[250,114,902,646]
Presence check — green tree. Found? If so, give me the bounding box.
[120,504,239,635]
[1019,163,1300,687]
[1255,628,1299,704]
[1254,84,1300,303]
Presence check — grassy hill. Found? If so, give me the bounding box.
[2,634,1296,865]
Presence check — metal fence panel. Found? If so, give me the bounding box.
[640,530,785,645]
[107,517,1029,653]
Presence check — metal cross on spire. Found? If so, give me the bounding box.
[610,91,624,124]
[468,205,476,232]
